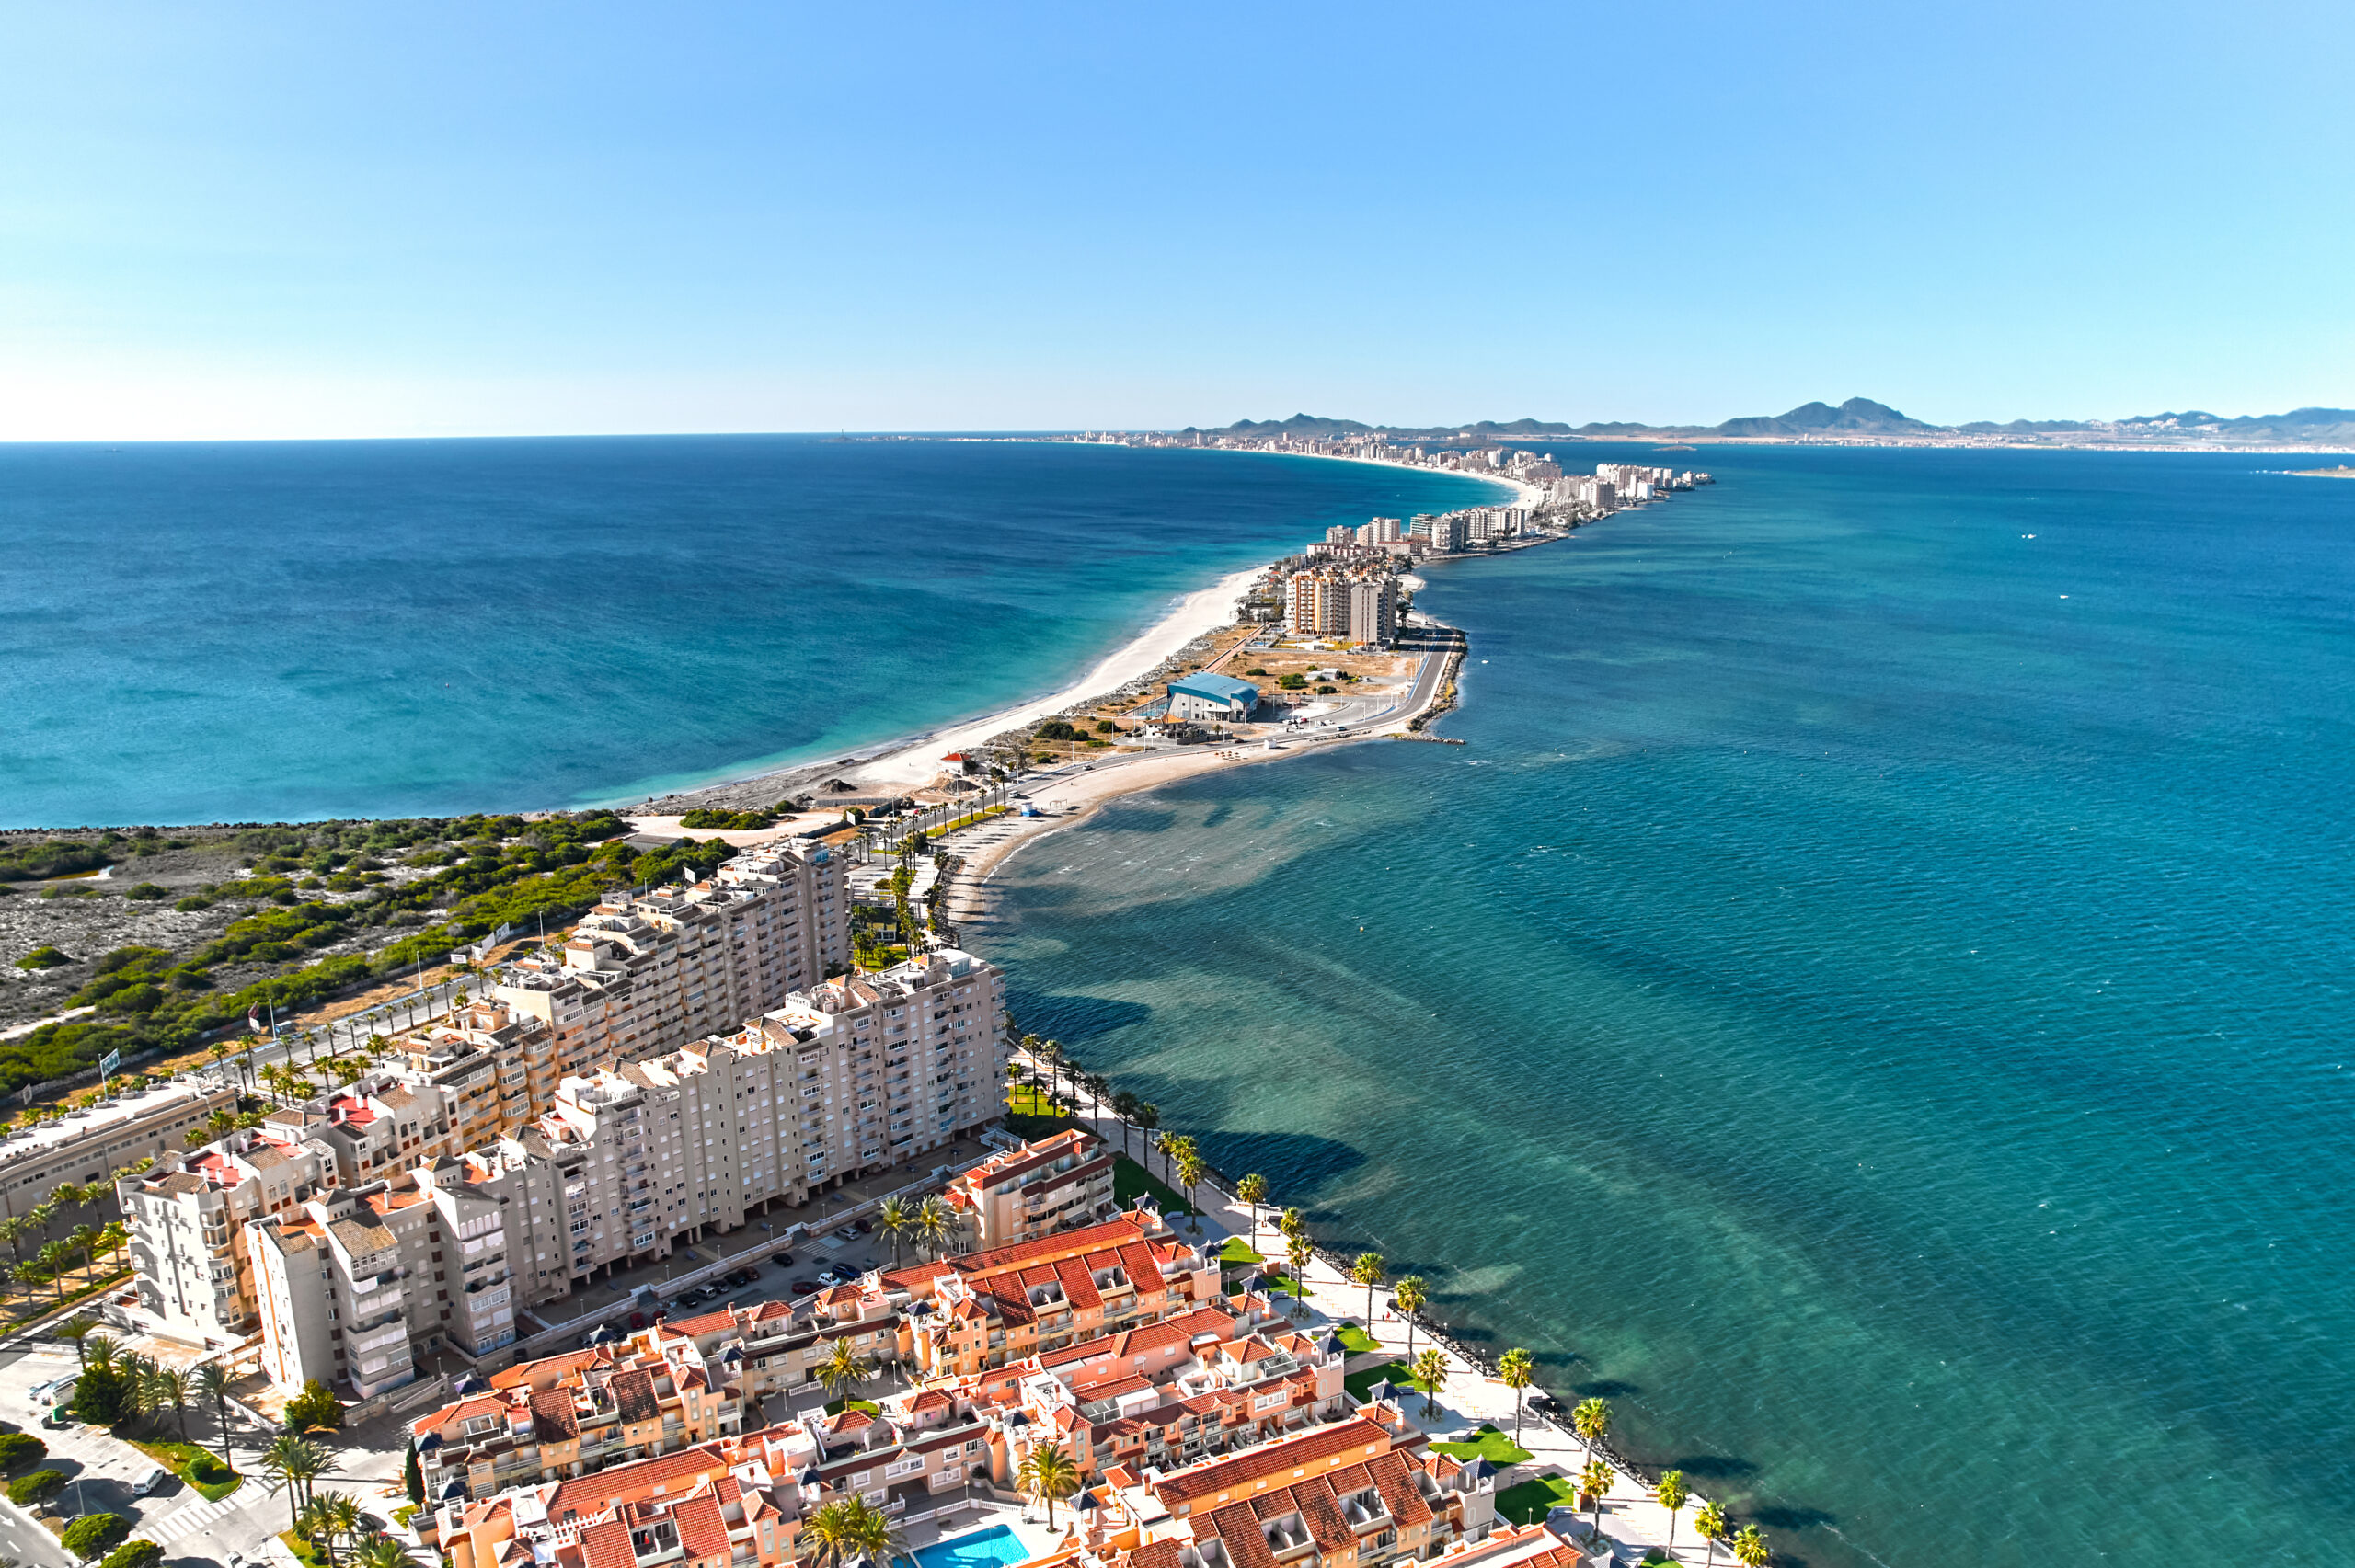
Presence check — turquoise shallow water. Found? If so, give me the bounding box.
[980,449,2355,1568]
[0,437,1507,827]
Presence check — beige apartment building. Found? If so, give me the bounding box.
[941,1127,1116,1251]
[248,1153,534,1393]
[494,842,848,1067]
[888,1211,1221,1382]
[119,1127,334,1347]
[0,1079,236,1219]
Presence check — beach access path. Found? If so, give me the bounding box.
[1020,1057,1718,1564]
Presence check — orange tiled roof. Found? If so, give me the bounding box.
[1155,1418,1391,1505]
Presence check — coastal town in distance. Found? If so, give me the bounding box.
[0,441,1734,1568]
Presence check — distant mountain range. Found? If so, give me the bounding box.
[1196,398,2355,447]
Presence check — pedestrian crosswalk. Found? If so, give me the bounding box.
[147,1493,244,1543]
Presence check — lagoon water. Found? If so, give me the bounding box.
[0,437,1504,827]
[982,448,2355,1568]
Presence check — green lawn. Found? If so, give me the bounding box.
[1112,1153,1193,1216]
[1217,1238,1264,1267]
[1344,1359,1417,1402]
[1332,1322,1383,1356]
[1429,1424,1533,1466]
[1494,1475,1583,1527]
[821,1398,882,1416]
[130,1436,242,1502]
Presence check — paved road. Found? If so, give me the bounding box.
[0,1344,406,1568]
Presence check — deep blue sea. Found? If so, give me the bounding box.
[980,448,2355,1568]
[8,438,2350,1566]
[0,437,1507,828]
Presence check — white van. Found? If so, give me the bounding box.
[131,1465,169,1497]
[29,1375,75,1410]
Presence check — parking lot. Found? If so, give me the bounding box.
[515,1136,996,1345]
[0,1340,399,1568]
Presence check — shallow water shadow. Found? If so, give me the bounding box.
[1572,1378,1643,1399]
[1008,990,1153,1045]
[1667,1453,1759,1481]
[1752,1505,1839,1530]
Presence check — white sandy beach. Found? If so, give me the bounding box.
[844,564,1267,788]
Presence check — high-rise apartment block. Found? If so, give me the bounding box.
[0,1080,237,1221]
[494,843,848,1065]
[128,937,1009,1395]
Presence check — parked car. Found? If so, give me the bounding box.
[770,1252,795,1270]
[726,1268,759,1288]
[628,1311,649,1330]
[852,1218,873,1234]
[833,1225,860,1242]
[132,1465,171,1497]
[789,1279,821,1296]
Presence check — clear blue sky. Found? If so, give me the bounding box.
[2,2,2347,438]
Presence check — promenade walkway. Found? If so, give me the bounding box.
[1019,1051,1727,1567]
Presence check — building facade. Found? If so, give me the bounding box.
[2,1080,236,1219]
[941,1127,1116,1251]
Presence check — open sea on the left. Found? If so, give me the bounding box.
[0,436,1507,828]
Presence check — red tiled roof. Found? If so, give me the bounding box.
[413,1394,508,1436]
[546,1443,730,1519]
[578,1517,635,1568]
[1155,1419,1392,1505]
[671,1494,730,1562]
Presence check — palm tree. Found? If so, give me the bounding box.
[1350,1253,1385,1329]
[1572,1396,1612,1462]
[308,1490,364,1568]
[800,1496,903,1568]
[29,1199,59,1244]
[913,1195,956,1259]
[874,1196,914,1270]
[1694,1501,1729,1568]
[60,1314,99,1370]
[49,1181,90,1214]
[1655,1471,1690,1554]
[196,1361,236,1469]
[813,1337,874,1405]
[1498,1348,1535,1444]
[66,1223,100,1277]
[83,1332,118,1371]
[1284,1232,1314,1320]
[1155,1129,1186,1188]
[1132,1102,1160,1179]
[262,1433,335,1529]
[355,1536,412,1568]
[144,1364,194,1441]
[95,1220,127,1271]
[1019,1440,1081,1528]
[1174,1141,1206,1233]
[1731,1524,1770,1568]
[1579,1458,1612,1540]
[1410,1347,1448,1419]
[1392,1276,1427,1364]
[1235,1173,1268,1252]
[1108,1092,1141,1157]
[36,1239,73,1301]
[1278,1206,1304,1244]
[0,1215,31,1267]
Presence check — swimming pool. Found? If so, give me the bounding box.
[912,1524,1035,1568]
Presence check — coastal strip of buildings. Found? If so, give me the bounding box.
[117,837,1012,1401]
[420,1190,1517,1568]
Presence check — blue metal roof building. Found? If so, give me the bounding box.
[1166,671,1260,719]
